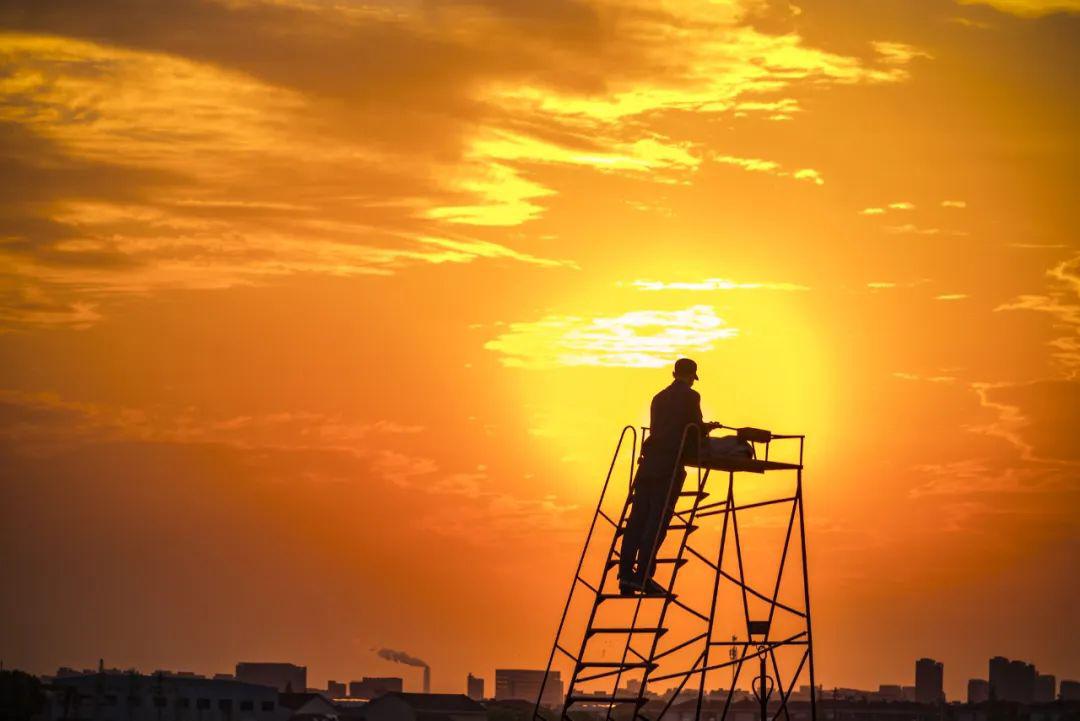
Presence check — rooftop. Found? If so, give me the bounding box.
[374,693,484,714]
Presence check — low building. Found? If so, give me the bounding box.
[280,692,339,721]
[46,670,287,721]
[236,664,308,694]
[792,686,820,703]
[350,678,403,701]
[669,698,814,721]
[331,698,369,721]
[327,682,347,699]
[967,679,990,704]
[1060,681,1080,701]
[480,699,535,721]
[1034,675,1055,704]
[494,670,561,708]
[364,693,484,721]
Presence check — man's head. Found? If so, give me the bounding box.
[673,357,699,386]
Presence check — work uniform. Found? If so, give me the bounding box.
[619,380,705,585]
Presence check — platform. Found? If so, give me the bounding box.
[685,456,802,474]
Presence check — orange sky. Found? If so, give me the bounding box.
[0,0,1077,702]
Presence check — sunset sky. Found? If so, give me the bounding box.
[1,0,1078,701]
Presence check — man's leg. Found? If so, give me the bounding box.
[618,478,654,583]
[638,468,687,584]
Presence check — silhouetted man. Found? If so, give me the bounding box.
[619,358,720,595]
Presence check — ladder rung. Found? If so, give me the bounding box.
[678,490,709,498]
[598,592,676,601]
[614,523,698,537]
[577,661,656,669]
[606,558,687,569]
[588,627,668,636]
[567,696,647,705]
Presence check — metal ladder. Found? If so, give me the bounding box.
[533,424,715,721]
[533,424,816,721]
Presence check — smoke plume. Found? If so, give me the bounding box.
[377,648,428,668]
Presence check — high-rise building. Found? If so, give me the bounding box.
[1060,680,1080,701]
[988,657,1040,703]
[349,677,403,700]
[1009,660,1036,703]
[494,669,562,707]
[1034,675,1055,703]
[235,663,307,693]
[967,679,990,704]
[989,657,1009,701]
[327,681,347,698]
[915,658,944,704]
[466,674,484,701]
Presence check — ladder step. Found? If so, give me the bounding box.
[678,490,709,499]
[587,627,668,637]
[598,592,676,601]
[567,696,647,705]
[614,523,698,537]
[577,661,656,669]
[606,558,687,570]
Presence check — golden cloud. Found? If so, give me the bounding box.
[426,131,701,225]
[0,0,931,327]
[484,305,737,368]
[713,154,824,184]
[957,0,1080,17]
[872,41,934,65]
[630,278,809,291]
[0,34,310,174]
[885,224,939,234]
[996,255,1080,373]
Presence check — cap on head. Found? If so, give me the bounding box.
[673,357,699,380]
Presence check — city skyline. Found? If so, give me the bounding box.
[25,651,1079,705]
[24,665,1079,721]
[1,0,1077,709]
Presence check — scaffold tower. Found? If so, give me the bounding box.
[534,424,816,721]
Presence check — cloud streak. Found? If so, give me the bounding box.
[629,278,809,292]
[0,0,931,327]
[996,254,1080,374]
[957,0,1080,17]
[485,305,737,368]
[713,154,824,185]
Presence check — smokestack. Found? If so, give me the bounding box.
[376,648,431,694]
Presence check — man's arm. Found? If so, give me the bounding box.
[689,389,721,433]
[689,389,704,429]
